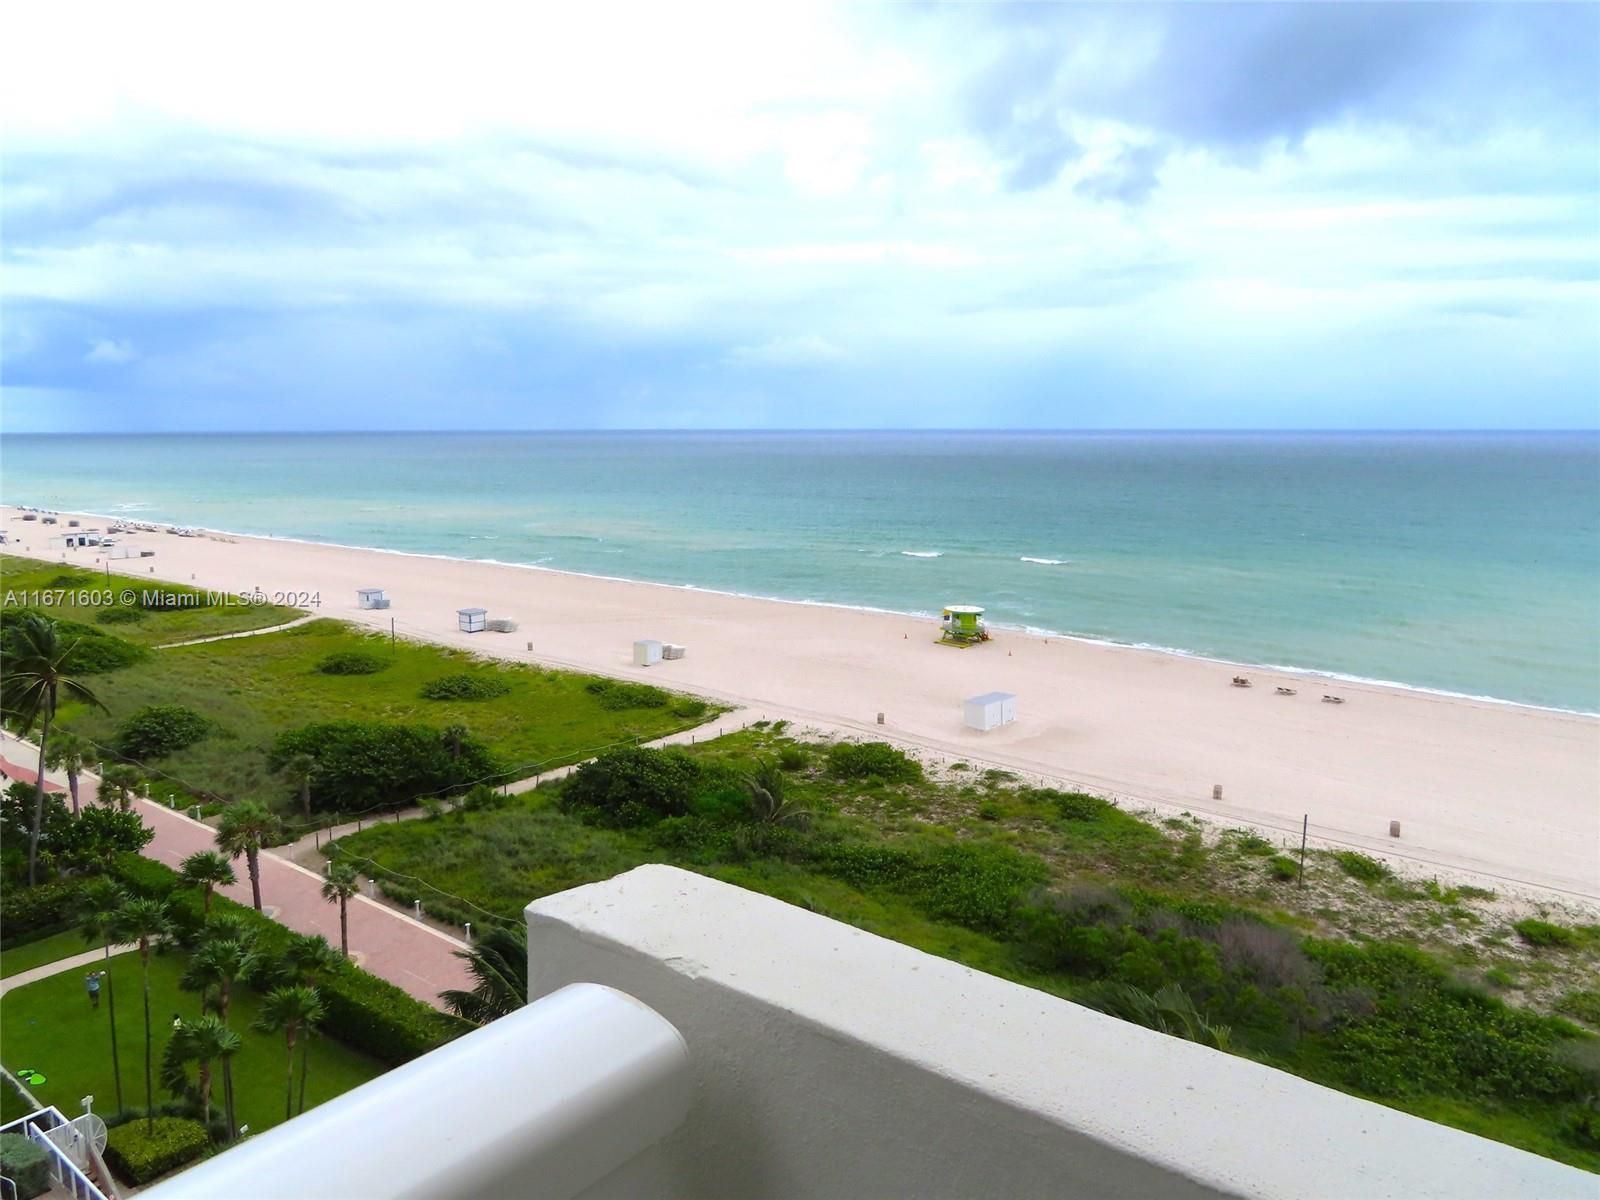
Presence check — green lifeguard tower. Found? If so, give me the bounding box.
[939,605,989,647]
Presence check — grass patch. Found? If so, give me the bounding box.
[0,947,383,1135]
[1330,850,1392,884]
[56,618,721,811]
[1515,919,1592,950]
[0,929,100,979]
[1,554,300,643]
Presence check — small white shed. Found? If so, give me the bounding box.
[633,639,662,667]
[458,607,487,633]
[963,691,1017,732]
[357,588,390,610]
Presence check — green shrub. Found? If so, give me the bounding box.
[419,673,512,701]
[108,851,184,899]
[117,704,212,759]
[1050,791,1112,821]
[1267,854,1300,882]
[318,963,470,1065]
[315,650,389,676]
[583,679,670,711]
[269,721,498,812]
[809,840,1044,933]
[103,1116,210,1184]
[1514,919,1583,949]
[0,1131,51,1199]
[670,697,708,719]
[777,745,807,771]
[0,610,148,674]
[95,605,147,625]
[826,742,922,784]
[1235,832,1274,856]
[561,747,707,828]
[1331,851,1391,884]
[0,878,93,946]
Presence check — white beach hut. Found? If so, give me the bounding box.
[633,639,663,667]
[963,691,1017,732]
[458,607,487,633]
[357,588,390,610]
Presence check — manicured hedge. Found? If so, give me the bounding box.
[0,1130,51,1200]
[103,1116,210,1184]
[320,963,471,1065]
[109,850,185,899]
[0,878,92,947]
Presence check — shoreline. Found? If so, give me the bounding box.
[5,503,1597,901]
[11,502,1594,719]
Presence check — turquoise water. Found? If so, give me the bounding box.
[2,432,1596,712]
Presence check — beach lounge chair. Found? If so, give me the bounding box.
[1322,695,1345,704]
[1275,686,1296,696]
[1231,676,1251,688]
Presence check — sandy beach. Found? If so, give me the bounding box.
[6,506,1597,903]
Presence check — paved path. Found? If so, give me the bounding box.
[0,731,473,1009]
[153,612,321,649]
[1,946,136,996]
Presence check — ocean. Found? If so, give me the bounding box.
[2,431,1596,713]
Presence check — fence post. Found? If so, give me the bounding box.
[1298,814,1309,887]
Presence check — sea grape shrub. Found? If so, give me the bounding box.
[117,704,212,759]
[0,610,148,674]
[561,747,707,828]
[825,741,923,784]
[1306,940,1591,1105]
[269,721,498,811]
[583,679,670,711]
[315,650,389,676]
[419,673,512,701]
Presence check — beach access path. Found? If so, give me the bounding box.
[1,731,473,1007]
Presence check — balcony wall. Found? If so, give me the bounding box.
[527,865,1592,1200]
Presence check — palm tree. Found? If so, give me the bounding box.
[215,801,280,911]
[279,752,319,822]
[320,863,360,956]
[441,926,527,1025]
[98,763,146,812]
[160,1014,240,1132]
[0,614,104,884]
[179,850,236,915]
[255,986,324,1121]
[280,933,342,988]
[79,880,129,1112]
[442,724,468,762]
[181,937,261,1139]
[117,897,173,1134]
[45,731,90,817]
[743,762,812,829]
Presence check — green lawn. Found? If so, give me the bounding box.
[1,1073,35,1122]
[1,554,302,643]
[58,618,718,810]
[0,929,101,979]
[0,948,384,1132]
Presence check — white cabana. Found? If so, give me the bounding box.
[357,588,390,610]
[458,607,487,633]
[963,691,1017,732]
[633,639,662,667]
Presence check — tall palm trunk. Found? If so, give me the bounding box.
[247,848,262,910]
[218,980,237,1138]
[282,1028,298,1121]
[300,779,311,821]
[297,1034,311,1115]
[140,941,155,1134]
[27,703,54,885]
[104,946,124,1111]
[197,1060,213,1130]
[66,764,80,817]
[339,897,349,956]
[203,884,214,916]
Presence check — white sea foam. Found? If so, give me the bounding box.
[1020,556,1068,566]
[900,550,943,558]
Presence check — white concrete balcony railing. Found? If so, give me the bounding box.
[0,1106,114,1200]
[142,864,1591,1199]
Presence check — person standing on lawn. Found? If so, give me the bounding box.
[86,970,102,1010]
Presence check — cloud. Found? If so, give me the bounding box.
[723,335,846,370]
[85,338,136,363]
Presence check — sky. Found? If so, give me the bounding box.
[2,1,1597,432]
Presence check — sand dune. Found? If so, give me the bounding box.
[7,506,1596,902]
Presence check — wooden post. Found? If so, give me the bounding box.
[390,618,396,651]
[1298,814,1309,887]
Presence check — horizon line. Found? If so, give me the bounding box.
[4,428,1598,437]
